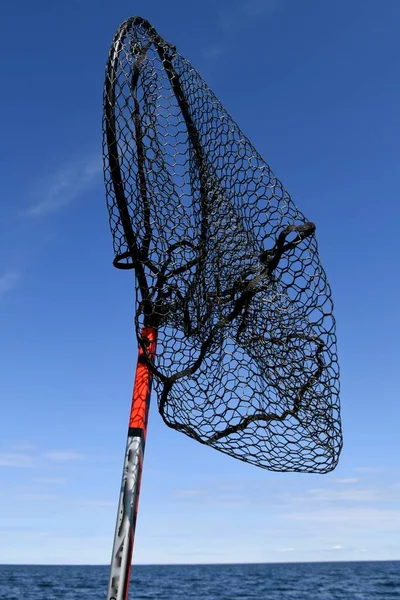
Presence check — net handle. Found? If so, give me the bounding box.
[106,327,157,600]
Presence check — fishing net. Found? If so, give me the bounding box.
[103,17,342,473]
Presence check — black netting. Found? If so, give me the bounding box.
[102,17,342,473]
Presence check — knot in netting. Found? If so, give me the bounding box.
[103,17,342,473]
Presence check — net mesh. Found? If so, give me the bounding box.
[103,17,342,473]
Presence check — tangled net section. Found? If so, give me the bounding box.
[103,17,342,473]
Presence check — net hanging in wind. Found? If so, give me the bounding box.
[102,16,342,600]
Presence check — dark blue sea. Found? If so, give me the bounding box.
[0,561,399,599]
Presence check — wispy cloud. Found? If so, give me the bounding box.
[0,272,19,297]
[203,0,284,63]
[75,499,114,508]
[354,466,390,474]
[0,447,83,468]
[201,44,229,61]
[25,154,101,217]
[34,477,67,485]
[173,489,204,499]
[11,443,37,452]
[0,526,52,534]
[218,0,283,34]
[22,493,57,502]
[325,544,344,551]
[242,0,281,18]
[302,487,386,504]
[286,507,400,531]
[334,478,360,484]
[0,453,35,468]
[44,450,83,462]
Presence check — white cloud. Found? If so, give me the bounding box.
[0,272,19,297]
[0,453,35,468]
[25,154,101,217]
[12,443,37,452]
[34,477,67,485]
[285,507,400,532]
[0,447,83,468]
[354,466,389,474]
[334,478,360,484]
[22,493,56,501]
[0,533,112,565]
[44,450,83,462]
[218,0,283,33]
[302,487,386,503]
[75,500,114,508]
[203,0,284,62]
[202,44,229,60]
[242,0,282,18]
[173,489,203,499]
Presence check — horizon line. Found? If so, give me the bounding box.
[1,558,399,567]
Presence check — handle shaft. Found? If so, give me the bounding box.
[106,327,157,600]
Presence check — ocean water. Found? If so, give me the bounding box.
[0,561,399,599]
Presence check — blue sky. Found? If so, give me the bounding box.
[1,0,399,565]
